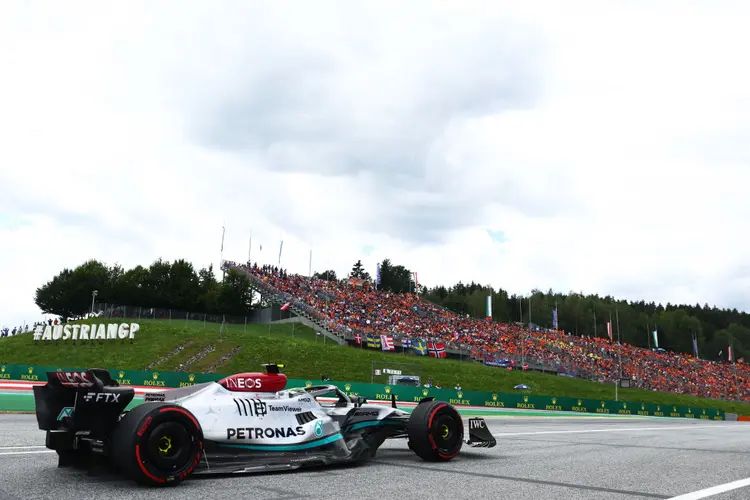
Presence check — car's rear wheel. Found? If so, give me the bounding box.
[111,403,203,486]
[407,401,463,461]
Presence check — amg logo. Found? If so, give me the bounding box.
[469,419,486,429]
[269,405,302,412]
[298,397,312,403]
[353,410,379,417]
[82,392,121,403]
[227,426,305,440]
[233,398,268,417]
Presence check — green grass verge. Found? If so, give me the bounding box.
[1,318,748,415]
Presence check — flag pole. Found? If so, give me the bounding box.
[248,231,252,264]
[220,226,225,261]
[616,307,622,397]
[220,225,226,280]
[554,299,558,329]
[309,248,312,277]
[615,307,621,344]
[528,296,532,325]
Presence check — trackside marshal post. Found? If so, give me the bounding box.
[33,323,140,341]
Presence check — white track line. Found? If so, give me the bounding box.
[667,477,750,499]
[492,424,730,437]
[0,445,46,450]
[0,450,54,456]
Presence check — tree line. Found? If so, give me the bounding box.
[34,259,257,319]
[36,257,750,362]
[317,259,750,363]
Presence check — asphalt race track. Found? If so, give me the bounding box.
[1,414,749,500]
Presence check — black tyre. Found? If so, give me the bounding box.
[111,403,203,486]
[407,401,463,461]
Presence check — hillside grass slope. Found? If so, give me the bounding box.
[1,318,748,415]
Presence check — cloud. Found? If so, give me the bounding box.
[2,1,750,328]
[181,4,548,243]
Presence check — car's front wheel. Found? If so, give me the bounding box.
[111,403,203,486]
[407,401,463,461]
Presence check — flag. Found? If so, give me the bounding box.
[366,335,381,349]
[280,302,291,311]
[692,336,699,358]
[606,321,613,341]
[652,330,659,348]
[402,338,412,348]
[454,332,459,340]
[355,333,362,344]
[428,342,446,358]
[728,345,733,363]
[412,341,428,356]
[381,335,395,351]
[278,240,283,265]
[552,307,558,329]
[376,263,381,285]
[486,295,492,319]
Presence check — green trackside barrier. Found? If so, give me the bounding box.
[315,380,724,421]
[0,364,725,420]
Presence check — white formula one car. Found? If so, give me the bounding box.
[33,364,496,486]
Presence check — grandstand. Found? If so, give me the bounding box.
[221,260,750,404]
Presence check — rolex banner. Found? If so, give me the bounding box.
[0,364,725,421]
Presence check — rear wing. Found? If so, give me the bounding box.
[34,369,134,435]
[46,368,119,389]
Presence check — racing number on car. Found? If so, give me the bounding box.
[233,398,268,417]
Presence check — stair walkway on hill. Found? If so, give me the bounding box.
[235,267,345,346]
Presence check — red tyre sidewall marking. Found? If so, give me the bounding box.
[135,407,202,483]
[158,407,204,478]
[180,450,202,480]
[427,404,447,451]
[135,444,165,484]
[427,403,461,460]
[159,407,200,432]
[137,416,152,437]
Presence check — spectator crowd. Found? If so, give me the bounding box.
[224,261,750,403]
[0,319,54,338]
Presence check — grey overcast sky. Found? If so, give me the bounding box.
[2,1,750,327]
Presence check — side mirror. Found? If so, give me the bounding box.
[351,395,367,406]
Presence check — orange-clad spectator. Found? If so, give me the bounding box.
[225,261,750,403]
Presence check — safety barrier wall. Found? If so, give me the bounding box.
[0,363,725,420]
